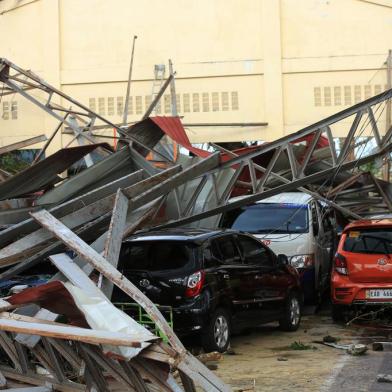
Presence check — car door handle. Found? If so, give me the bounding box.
[223,274,230,279]
[255,275,262,280]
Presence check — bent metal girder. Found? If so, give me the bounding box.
[154,89,392,228]
[0,58,170,162]
[1,57,392,224]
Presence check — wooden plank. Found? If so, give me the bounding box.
[0,318,146,348]
[77,344,109,392]
[30,209,184,352]
[0,135,46,156]
[31,209,230,392]
[15,202,160,348]
[46,339,81,372]
[48,254,99,297]
[81,345,139,391]
[179,370,197,392]
[42,338,66,382]
[0,369,6,390]
[0,366,84,392]
[0,332,22,372]
[31,345,57,380]
[100,189,128,298]
[1,387,52,392]
[13,341,29,374]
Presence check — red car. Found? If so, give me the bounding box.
[331,219,392,321]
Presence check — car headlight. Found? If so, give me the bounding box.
[289,254,314,269]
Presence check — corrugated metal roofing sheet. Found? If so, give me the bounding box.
[0,144,105,200]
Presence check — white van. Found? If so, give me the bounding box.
[220,192,336,303]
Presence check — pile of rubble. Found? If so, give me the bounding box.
[0,57,391,390]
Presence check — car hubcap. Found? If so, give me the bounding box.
[290,297,300,326]
[214,315,229,349]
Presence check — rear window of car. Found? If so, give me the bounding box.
[119,241,196,271]
[343,228,392,254]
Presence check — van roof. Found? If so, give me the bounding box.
[229,192,313,205]
[344,219,392,232]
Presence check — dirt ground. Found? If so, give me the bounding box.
[213,312,366,392]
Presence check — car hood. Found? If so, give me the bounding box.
[252,233,313,257]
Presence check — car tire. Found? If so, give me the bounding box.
[279,293,301,332]
[201,307,231,353]
[331,304,346,323]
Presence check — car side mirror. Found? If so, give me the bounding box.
[277,254,289,266]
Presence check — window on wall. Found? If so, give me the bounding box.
[135,96,142,115]
[107,97,114,115]
[192,93,199,112]
[221,92,229,111]
[333,86,341,106]
[314,87,321,107]
[164,94,171,114]
[175,94,181,113]
[344,86,352,105]
[98,97,105,115]
[117,96,124,116]
[89,98,96,112]
[144,95,152,112]
[126,97,133,115]
[2,102,9,120]
[202,92,209,112]
[11,101,17,120]
[364,85,371,100]
[324,87,331,106]
[354,85,361,103]
[212,92,219,111]
[231,91,239,110]
[183,94,190,112]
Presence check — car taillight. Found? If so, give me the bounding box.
[334,253,348,275]
[185,270,205,298]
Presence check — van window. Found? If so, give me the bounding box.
[221,203,309,234]
[343,228,392,255]
[119,241,195,271]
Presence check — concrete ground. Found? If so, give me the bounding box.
[209,309,392,391]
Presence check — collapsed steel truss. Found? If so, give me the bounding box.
[0,58,172,162]
[1,58,392,225]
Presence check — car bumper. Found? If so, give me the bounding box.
[171,291,211,336]
[332,273,392,305]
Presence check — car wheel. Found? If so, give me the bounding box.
[201,308,231,353]
[331,304,346,323]
[279,293,301,331]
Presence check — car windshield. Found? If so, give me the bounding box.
[119,241,195,271]
[343,228,392,255]
[221,203,309,234]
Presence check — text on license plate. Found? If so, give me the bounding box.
[366,289,392,299]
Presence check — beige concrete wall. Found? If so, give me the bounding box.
[0,0,392,154]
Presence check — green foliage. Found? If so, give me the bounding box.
[359,160,379,175]
[0,152,29,174]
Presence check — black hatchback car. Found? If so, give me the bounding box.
[112,228,302,352]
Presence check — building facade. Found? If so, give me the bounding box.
[0,0,392,154]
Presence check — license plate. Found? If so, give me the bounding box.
[366,289,392,299]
